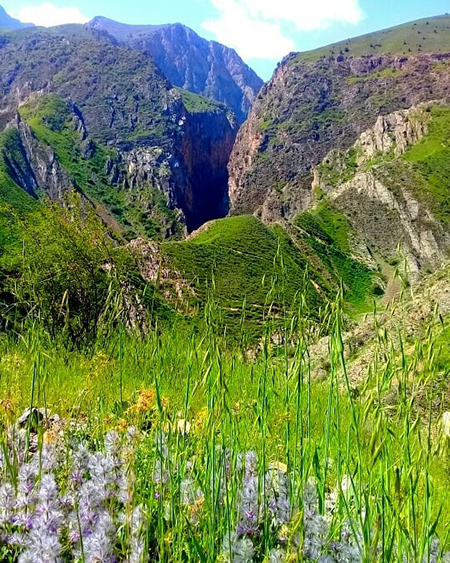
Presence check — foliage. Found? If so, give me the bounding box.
[0,282,449,561]
[403,105,450,224]
[10,194,140,346]
[178,88,225,114]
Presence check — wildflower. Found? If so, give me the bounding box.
[238,476,259,536]
[244,452,258,479]
[0,483,15,525]
[223,532,255,562]
[126,388,156,417]
[303,477,318,513]
[269,548,286,562]
[127,505,146,563]
[266,469,290,525]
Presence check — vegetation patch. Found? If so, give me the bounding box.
[403,104,450,223]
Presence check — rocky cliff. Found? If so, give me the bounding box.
[0,25,238,237]
[228,15,450,222]
[308,102,450,278]
[88,17,263,123]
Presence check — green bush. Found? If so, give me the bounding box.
[11,194,139,347]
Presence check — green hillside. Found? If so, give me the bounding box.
[298,14,450,63]
[162,215,377,340]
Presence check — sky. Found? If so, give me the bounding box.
[3,0,450,79]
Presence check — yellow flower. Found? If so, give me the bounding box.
[126,388,157,416]
[164,530,173,545]
[43,431,56,445]
[192,407,209,435]
[116,418,128,433]
[0,397,18,422]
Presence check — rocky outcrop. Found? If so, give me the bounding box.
[314,104,450,278]
[228,46,450,221]
[3,116,74,200]
[353,108,429,162]
[129,238,195,313]
[88,17,263,122]
[0,26,238,236]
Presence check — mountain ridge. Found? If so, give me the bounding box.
[228,15,450,224]
[0,5,33,30]
[87,16,264,122]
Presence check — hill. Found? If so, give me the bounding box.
[156,214,379,340]
[0,5,33,30]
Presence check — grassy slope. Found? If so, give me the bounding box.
[403,105,450,224]
[293,203,377,311]
[297,14,450,62]
[162,215,377,340]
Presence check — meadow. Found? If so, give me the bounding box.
[0,272,449,562]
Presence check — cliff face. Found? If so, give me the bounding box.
[88,17,264,123]
[0,26,237,237]
[311,102,450,278]
[228,15,450,221]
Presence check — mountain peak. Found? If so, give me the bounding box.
[87,15,263,122]
[0,5,34,30]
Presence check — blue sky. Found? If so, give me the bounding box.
[4,0,450,79]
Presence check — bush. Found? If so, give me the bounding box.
[11,194,139,347]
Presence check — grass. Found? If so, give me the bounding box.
[161,215,379,341]
[403,105,450,224]
[293,203,376,312]
[296,14,450,63]
[0,275,449,561]
[162,216,326,342]
[178,89,226,114]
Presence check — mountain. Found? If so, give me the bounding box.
[228,15,450,225]
[0,5,33,30]
[87,16,264,123]
[0,25,237,236]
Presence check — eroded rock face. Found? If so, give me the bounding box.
[354,109,429,162]
[3,116,74,200]
[88,18,264,123]
[228,52,450,222]
[314,104,450,278]
[0,26,238,236]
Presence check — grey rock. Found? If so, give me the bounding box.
[17,407,49,429]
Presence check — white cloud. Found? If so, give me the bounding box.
[203,0,294,60]
[13,3,89,27]
[203,0,365,60]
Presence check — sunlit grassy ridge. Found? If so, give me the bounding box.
[161,215,377,340]
[296,15,450,63]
